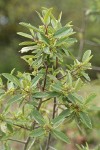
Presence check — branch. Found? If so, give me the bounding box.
[24,62,49,150]
[45,58,58,150]
[92,66,100,71]
[8,138,26,144]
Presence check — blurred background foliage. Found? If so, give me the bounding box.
[0,0,100,78]
[0,0,100,149]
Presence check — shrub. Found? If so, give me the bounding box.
[0,8,96,150]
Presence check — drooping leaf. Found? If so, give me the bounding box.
[52,129,70,143]
[17,32,33,39]
[79,112,92,129]
[30,128,45,137]
[52,109,71,127]
[32,109,45,125]
[2,73,20,87]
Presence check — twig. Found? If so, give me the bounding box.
[8,138,26,144]
[13,123,31,131]
[27,138,36,150]
[92,66,100,71]
[45,58,58,150]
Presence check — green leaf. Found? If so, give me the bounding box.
[58,11,62,22]
[0,122,7,133]
[85,93,96,105]
[52,109,71,127]
[43,47,51,54]
[79,112,92,129]
[19,22,41,32]
[52,129,70,144]
[30,128,45,137]
[7,123,13,133]
[56,37,76,46]
[8,94,24,105]
[51,82,62,92]
[82,50,91,62]
[20,45,38,53]
[40,33,50,45]
[74,78,82,90]
[31,74,43,87]
[67,72,72,86]
[81,72,90,81]
[33,91,60,99]
[44,8,52,25]
[32,109,45,125]
[48,74,58,82]
[19,41,35,46]
[89,106,100,111]
[67,93,84,104]
[36,11,44,24]
[54,27,73,38]
[2,73,20,87]
[17,32,33,39]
